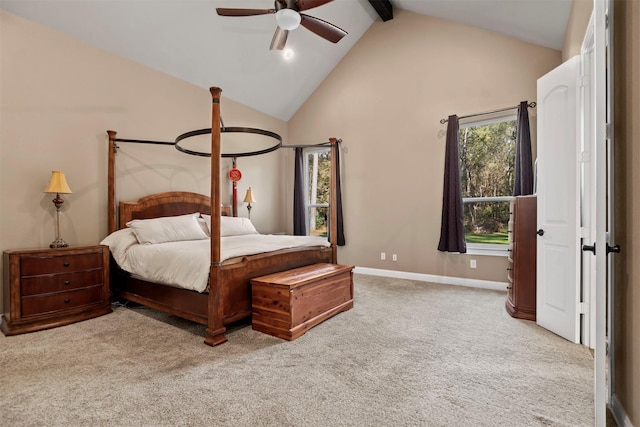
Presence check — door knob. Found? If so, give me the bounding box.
[606,244,621,254]
[582,243,596,254]
[536,229,544,236]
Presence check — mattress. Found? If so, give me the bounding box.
[101,228,330,292]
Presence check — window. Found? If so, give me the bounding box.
[459,115,517,251]
[304,148,331,237]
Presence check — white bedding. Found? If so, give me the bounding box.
[100,229,330,292]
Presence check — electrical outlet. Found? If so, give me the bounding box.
[470,259,477,269]
[381,252,386,261]
[392,254,397,261]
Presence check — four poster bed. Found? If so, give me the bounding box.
[104,87,340,346]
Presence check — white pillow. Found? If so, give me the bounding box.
[221,216,259,236]
[126,213,208,244]
[197,217,210,237]
[100,228,138,266]
[201,214,212,234]
[201,214,258,236]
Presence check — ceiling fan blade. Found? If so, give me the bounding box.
[299,14,347,43]
[216,8,275,16]
[294,0,334,12]
[270,27,289,50]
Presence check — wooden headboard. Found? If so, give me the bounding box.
[118,191,232,229]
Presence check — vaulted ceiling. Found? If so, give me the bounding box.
[1,0,572,121]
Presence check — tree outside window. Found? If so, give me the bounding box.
[459,116,516,246]
[305,148,330,237]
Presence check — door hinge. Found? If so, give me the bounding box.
[579,227,590,239]
[578,151,591,163]
[579,302,589,315]
[606,123,611,139]
[579,75,589,88]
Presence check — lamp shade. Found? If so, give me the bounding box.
[44,171,72,194]
[243,187,257,203]
[275,9,301,31]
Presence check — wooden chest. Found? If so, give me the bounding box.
[251,263,354,341]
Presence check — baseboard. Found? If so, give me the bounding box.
[353,267,508,291]
[610,393,634,427]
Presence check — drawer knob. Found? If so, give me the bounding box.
[64,299,71,304]
[64,280,71,285]
[63,262,71,267]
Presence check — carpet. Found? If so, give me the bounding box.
[0,274,594,426]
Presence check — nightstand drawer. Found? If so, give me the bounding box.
[21,269,104,296]
[20,253,103,276]
[21,285,105,317]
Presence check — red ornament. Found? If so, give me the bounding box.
[228,168,242,182]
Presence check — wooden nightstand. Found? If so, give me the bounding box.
[1,245,111,335]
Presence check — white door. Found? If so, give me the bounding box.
[536,55,581,343]
[581,5,609,423]
[580,17,596,350]
[592,0,610,424]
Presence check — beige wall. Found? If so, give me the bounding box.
[0,11,288,297]
[288,9,561,282]
[3,3,637,422]
[562,0,594,61]
[613,0,640,423]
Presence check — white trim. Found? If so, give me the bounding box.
[459,113,516,128]
[353,267,507,291]
[610,394,633,427]
[466,244,509,257]
[462,196,514,203]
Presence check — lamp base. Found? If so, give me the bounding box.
[50,237,69,249]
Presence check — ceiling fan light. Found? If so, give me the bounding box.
[275,9,301,31]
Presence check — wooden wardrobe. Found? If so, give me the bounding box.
[506,195,537,320]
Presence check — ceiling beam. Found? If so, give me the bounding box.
[368,0,393,22]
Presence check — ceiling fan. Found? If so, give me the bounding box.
[216,0,348,50]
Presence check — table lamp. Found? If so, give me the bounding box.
[44,171,73,248]
[243,187,256,219]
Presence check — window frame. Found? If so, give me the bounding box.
[459,114,517,255]
[303,146,331,238]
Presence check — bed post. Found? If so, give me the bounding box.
[329,137,338,264]
[107,130,117,234]
[205,87,228,346]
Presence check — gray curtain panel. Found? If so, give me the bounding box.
[513,101,534,196]
[438,115,467,253]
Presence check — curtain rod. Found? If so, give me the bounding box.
[439,102,536,124]
[114,139,343,151]
[282,139,342,149]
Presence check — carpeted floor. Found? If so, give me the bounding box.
[0,274,595,426]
